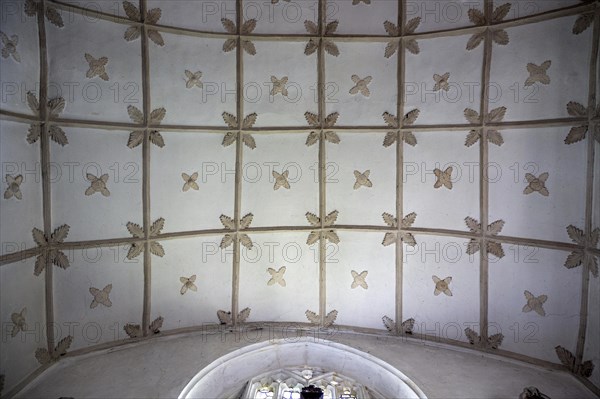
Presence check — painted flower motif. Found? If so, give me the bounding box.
[10,307,26,337]
[4,174,23,200]
[84,173,110,197]
[349,75,372,97]
[24,0,64,28]
[180,275,197,295]
[125,218,166,259]
[217,307,251,325]
[433,167,453,190]
[219,213,254,250]
[267,266,286,287]
[272,170,290,190]
[564,101,590,145]
[306,210,340,245]
[222,112,258,149]
[84,53,109,81]
[382,316,415,334]
[465,217,506,258]
[270,76,288,97]
[565,225,599,277]
[382,212,417,247]
[433,72,450,92]
[432,275,452,296]
[353,170,372,190]
[382,109,420,147]
[221,18,257,55]
[122,1,164,46]
[32,224,70,276]
[383,17,421,58]
[522,290,547,316]
[304,20,340,57]
[182,172,199,192]
[525,61,551,87]
[350,270,368,289]
[184,70,203,89]
[0,31,20,62]
[464,106,507,147]
[25,92,68,146]
[305,111,340,146]
[89,284,112,308]
[466,3,511,50]
[305,309,338,328]
[523,172,549,196]
[126,105,166,148]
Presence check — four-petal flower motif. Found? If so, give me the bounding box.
[383,17,422,58]
[182,172,199,192]
[433,72,450,92]
[4,174,23,200]
[353,170,372,190]
[220,213,254,250]
[272,170,290,190]
[180,275,197,295]
[306,210,340,245]
[466,3,511,50]
[0,31,20,62]
[126,105,167,148]
[89,284,112,308]
[184,70,203,89]
[465,217,506,258]
[382,109,421,147]
[433,167,453,190]
[84,53,109,81]
[523,172,549,196]
[382,212,418,247]
[432,275,452,296]
[565,225,599,277]
[85,173,110,197]
[350,270,368,289]
[10,307,27,337]
[522,290,547,316]
[349,75,372,97]
[122,1,164,46]
[304,20,340,57]
[222,112,258,149]
[32,225,71,276]
[126,218,166,259]
[267,266,286,287]
[464,106,507,147]
[270,76,289,97]
[221,18,257,55]
[525,61,551,87]
[305,111,340,146]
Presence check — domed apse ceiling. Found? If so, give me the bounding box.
[0,0,599,396]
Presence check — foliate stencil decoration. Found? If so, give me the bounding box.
[24,0,64,28]
[32,225,70,276]
[125,218,166,259]
[564,225,599,277]
[464,106,507,147]
[573,9,594,35]
[466,3,510,50]
[523,172,549,197]
[35,336,73,365]
[555,345,595,378]
[465,217,506,258]
[382,212,417,247]
[353,170,372,190]
[433,167,453,190]
[350,270,368,289]
[217,307,251,325]
[4,174,23,200]
[349,75,372,97]
[304,20,340,57]
[182,172,199,192]
[270,76,289,97]
[85,174,110,197]
[10,308,27,337]
[26,92,68,146]
[124,316,164,338]
[273,170,290,190]
[122,1,164,46]
[306,210,340,245]
[222,18,257,55]
[220,213,254,249]
[0,31,20,62]
[184,70,203,89]
[305,112,340,146]
[382,316,415,334]
[525,61,551,87]
[180,275,197,295]
[89,284,112,308]
[433,72,450,92]
[84,53,109,81]
[564,101,590,144]
[126,105,166,148]
[522,290,547,316]
[222,112,258,149]
[383,17,421,58]
[465,327,504,349]
[267,266,286,287]
[382,109,420,147]
[432,275,452,296]
[305,309,338,328]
